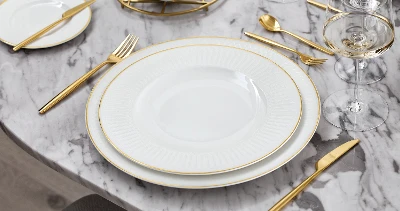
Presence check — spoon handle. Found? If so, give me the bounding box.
[281,30,334,55]
[244,32,297,54]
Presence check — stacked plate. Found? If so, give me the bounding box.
[86,37,320,189]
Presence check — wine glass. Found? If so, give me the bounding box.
[322,0,395,131]
[332,0,392,85]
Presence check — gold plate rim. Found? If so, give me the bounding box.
[0,0,92,49]
[86,36,321,188]
[98,44,303,175]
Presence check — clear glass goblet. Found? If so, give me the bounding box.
[322,0,394,131]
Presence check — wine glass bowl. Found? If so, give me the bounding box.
[325,0,394,85]
[341,0,386,12]
[323,12,394,58]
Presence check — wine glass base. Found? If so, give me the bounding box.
[265,0,298,3]
[323,88,389,131]
[335,57,387,85]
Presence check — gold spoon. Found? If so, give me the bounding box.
[259,14,334,55]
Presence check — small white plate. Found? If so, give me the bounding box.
[0,0,92,49]
[86,37,320,188]
[98,45,302,175]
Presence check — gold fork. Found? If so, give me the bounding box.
[39,34,139,114]
[245,32,327,66]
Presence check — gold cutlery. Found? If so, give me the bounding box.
[307,0,343,13]
[259,14,334,56]
[39,34,139,114]
[13,0,96,51]
[244,32,327,66]
[269,139,360,211]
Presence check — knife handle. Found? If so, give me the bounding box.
[13,17,67,51]
[269,170,321,211]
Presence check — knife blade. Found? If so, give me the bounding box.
[62,0,96,18]
[13,0,96,51]
[316,139,360,171]
[269,139,360,211]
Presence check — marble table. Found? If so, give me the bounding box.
[1,0,400,210]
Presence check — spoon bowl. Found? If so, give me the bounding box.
[259,15,282,32]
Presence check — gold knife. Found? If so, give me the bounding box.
[269,139,360,211]
[13,0,96,51]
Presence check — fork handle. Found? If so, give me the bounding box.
[245,32,298,54]
[39,61,110,114]
[281,30,334,55]
[269,170,322,211]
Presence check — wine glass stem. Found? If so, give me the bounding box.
[352,14,367,105]
[358,59,367,70]
[354,59,361,101]
[349,58,362,113]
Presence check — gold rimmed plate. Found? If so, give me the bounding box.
[98,44,302,175]
[0,0,92,49]
[86,37,320,188]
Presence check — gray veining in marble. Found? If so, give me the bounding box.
[1,0,400,210]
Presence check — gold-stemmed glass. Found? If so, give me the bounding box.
[322,0,395,131]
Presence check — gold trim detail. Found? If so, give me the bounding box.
[98,44,303,175]
[118,0,218,16]
[0,0,92,49]
[86,37,321,188]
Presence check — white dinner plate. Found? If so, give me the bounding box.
[98,45,302,175]
[0,0,92,49]
[86,37,320,188]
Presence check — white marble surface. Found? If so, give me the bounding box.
[0,0,400,210]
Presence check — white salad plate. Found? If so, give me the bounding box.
[86,37,320,188]
[0,0,92,49]
[98,45,302,175]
